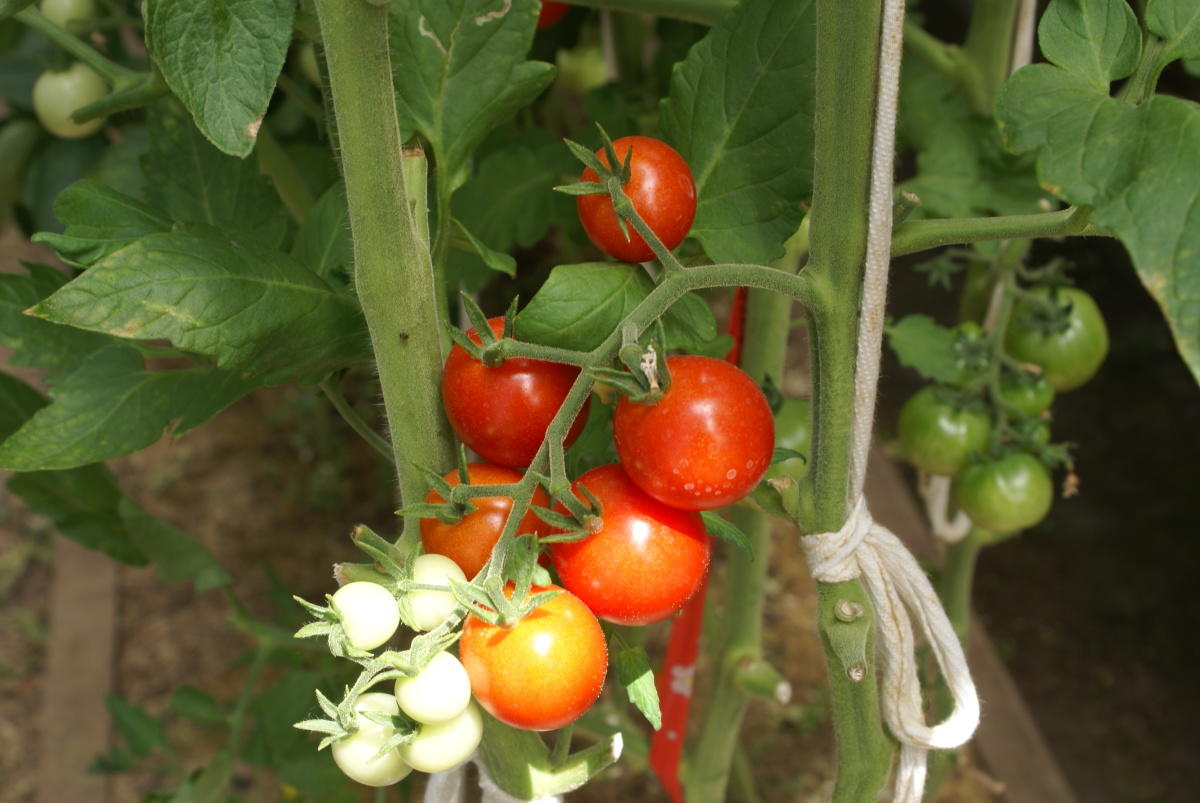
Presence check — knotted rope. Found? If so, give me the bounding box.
[801,0,981,800]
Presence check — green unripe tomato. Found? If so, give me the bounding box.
[996,371,1055,417]
[555,45,608,94]
[398,701,483,774]
[951,321,990,387]
[331,693,413,787]
[956,453,1053,534]
[1005,286,1108,391]
[41,0,96,30]
[897,386,991,476]
[765,397,811,483]
[32,62,108,140]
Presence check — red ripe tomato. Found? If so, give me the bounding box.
[549,464,710,626]
[442,317,588,468]
[537,1,569,29]
[420,462,550,579]
[576,136,696,263]
[459,585,607,731]
[613,355,774,510]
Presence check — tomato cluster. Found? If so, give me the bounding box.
[897,284,1108,536]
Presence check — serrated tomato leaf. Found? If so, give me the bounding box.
[660,0,816,264]
[144,0,294,157]
[31,180,170,267]
[0,345,255,471]
[389,0,555,191]
[1037,0,1140,91]
[0,263,113,379]
[1145,0,1200,64]
[700,511,753,556]
[886,315,961,384]
[30,227,369,384]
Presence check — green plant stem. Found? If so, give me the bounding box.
[904,21,977,95]
[682,231,804,803]
[319,378,395,463]
[276,71,326,123]
[568,0,735,25]
[732,745,764,803]
[15,7,138,83]
[891,206,1106,257]
[313,0,455,524]
[256,127,317,223]
[227,646,270,750]
[802,1,894,800]
[960,0,1020,115]
[1119,36,1166,105]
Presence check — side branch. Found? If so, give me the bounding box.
[891,206,1108,257]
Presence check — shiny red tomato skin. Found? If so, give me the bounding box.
[576,136,696,263]
[536,1,569,29]
[442,317,588,468]
[613,355,774,510]
[549,464,710,625]
[459,585,607,732]
[420,462,550,579]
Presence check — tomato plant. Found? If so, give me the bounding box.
[39,0,95,30]
[329,581,400,652]
[765,396,812,482]
[956,453,1054,534]
[1005,286,1109,392]
[536,1,569,29]
[31,62,107,139]
[398,701,484,774]
[613,355,774,510]
[420,462,549,578]
[897,386,991,476]
[576,136,697,263]
[459,585,607,731]
[393,650,473,725]
[442,317,588,469]
[549,463,710,625]
[996,369,1056,417]
[408,553,467,632]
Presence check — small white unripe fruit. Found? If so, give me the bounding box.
[399,701,483,774]
[394,651,472,724]
[330,693,412,787]
[331,581,400,651]
[409,554,466,631]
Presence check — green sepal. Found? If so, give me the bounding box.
[700,512,754,557]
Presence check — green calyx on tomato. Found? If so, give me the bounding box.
[897,385,991,476]
[956,452,1053,534]
[1005,286,1108,392]
[576,136,697,264]
[995,369,1055,417]
[32,62,108,140]
[764,397,811,483]
[548,464,710,626]
[951,321,991,388]
[613,355,774,510]
[441,316,589,469]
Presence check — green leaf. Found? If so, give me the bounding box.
[898,55,1047,218]
[1037,0,1141,90]
[453,219,517,277]
[516,262,649,350]
[106,693,168,757]
[32,180,171,267]
[141,100,288,246]
[0,371,45,442]
[0,345,254,471]
[245,670,329,766]
[170,686,227,727]
[1145,0,1200,64]
[31,227,368,384]
[700,511,753,555]
[0,263,113,378]
[515,262,719,353]
[451,128,577,253]
[167,750,235,803]
[886,315,961,384]
[0,1,36,22]
[20,136,107,235]
[144,0,295,157]
[389,0,556,191]
[6,465,147,564]
[614,645,661,730]
[997,65,1200,386]
[120,498,231,592]
[291,181,352,279]
[659,0,816,264]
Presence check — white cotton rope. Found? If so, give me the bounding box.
[801,1,981,802]
[920,474,972,543]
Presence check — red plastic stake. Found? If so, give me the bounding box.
[649,286,747,802]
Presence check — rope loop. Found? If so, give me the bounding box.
[804,496,981,803]
[920,473,973,543]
